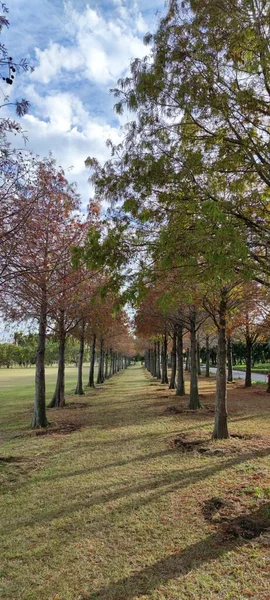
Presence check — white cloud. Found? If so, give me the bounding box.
[3,0,164,209]
[20,88,122,207]
[33,43,82,85]
[31,1,148,86]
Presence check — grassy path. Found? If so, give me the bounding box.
[0,365,269,600]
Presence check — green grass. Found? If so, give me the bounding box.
[0,364,92,439]
[234,363,270,375]
[0,366,269,600]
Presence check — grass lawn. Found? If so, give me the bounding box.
[0,365,269,600]
[234,363,270,375]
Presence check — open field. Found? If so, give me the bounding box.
[0,365,270,600]
[0,365,93,441]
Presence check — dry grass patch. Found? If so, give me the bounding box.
[0,365,269,600]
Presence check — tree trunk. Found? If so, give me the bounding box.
[97,339,104,384]
[189,310,201,409]
[185,348,190,371]
[197,339,201,375]
[105,351,109,379]
[169,329,177,389]
[153,343,157,377]
[156,341,161,379]
[49,310,66,408]
[227,335,233,383]
[75,320,85,395]
[213,289,229,439]
[32,293,48,428]
[88,333,96,387]
[245,336,252,388]
[109,348,113,377]
[205,334,210,377]
[161,333,169,384]
[176,324,185,396]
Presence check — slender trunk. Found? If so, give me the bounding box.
[97,339,104,384]
[185,348,189,371]
[205,334,210,377]
[213,289,229,439]
[101,347,105,382]
[105,351,109,379]
[169,329,177,389]
[109,348,113,377]
[32,292,48,428]
[75,320,85,395]
[189,310,201,409]
[49,311,66,408]
[227,335,233,383]
[161,334,169,384]
[211,349,217,366]
[88,333,96,387]
[153,343,157,377]
[147,349,151,373]
[156,341,161,379]
[150,348,154,376]
[197,339,201,375]
[245,336,252,388]
[176,324,185,396]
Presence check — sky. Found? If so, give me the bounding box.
[2,0,165,207]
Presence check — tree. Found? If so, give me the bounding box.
[2,158,80,427]
[112,0,270,281]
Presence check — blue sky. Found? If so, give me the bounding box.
[1,0,165,206]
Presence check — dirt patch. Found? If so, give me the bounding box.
[173,435,209,452]
[202,497,230,520]
[202,404,215,413]
[202,494,270,541]
[64,402,89,409]
[35,422,81,436]
[0,456,25,463]
[164,406,182,415]
[224,516,269,539]
[230,433,261,440]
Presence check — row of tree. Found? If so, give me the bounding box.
[80,0,270,439]
[0,4,135,428]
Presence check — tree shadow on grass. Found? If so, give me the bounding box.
[85,503,270,600]
[3,446,269,535]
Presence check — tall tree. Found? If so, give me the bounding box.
[2,158,80,427]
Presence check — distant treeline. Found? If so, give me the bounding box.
[0,333,88,368]
[200,341,270,367]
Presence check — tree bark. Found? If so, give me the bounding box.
[185,348,190,371]
[227,335,233,383]
[205,334,210,377]
[88,333,96,387]
[161,333,169,384]
[97,339,104,384]
[32,291,48,428]
[189,309,201,409]
[245,336,252,388]
[109,348,113,377]
[156,341,161,379]
[153,343,157,377]
[49,310,66,408]
[75,319,85,395]
[213,289,229,439]
[169,329,177,389]
[197,339,201,375]
[176,324,185,396]
[105,351,109,379]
